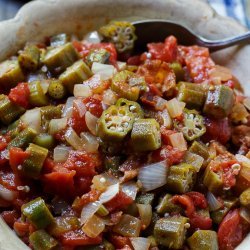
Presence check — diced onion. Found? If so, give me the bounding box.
[62,97,75,118]
[209,65,232,82]
[240,207,250,224]
[130,237,150,250]
[166,98,184,118]
[137,204,152,229]
[92,175,108,192]
[207,192,222,211]
[27,72,47,82]
[138,161,168,191]
[117,61,127,71]
[85,111,98,135]
[83,31,103,44]
[155,96,168,111]
[80,132,99,153]
[65,127,84,150]
[103,89,118,106]
[73,84,92,98]
[80,201,101,224]
[21,108,41,133]
[99,183,119,203]
[40,80,50,94]
[0,184,17,202]
[82,214,105,238]
[235,154,250,164]
[48,117,67,135]
[168,132,187,151]
[156,110,172,129]
[184,151,204,172]
[121,182,138,200]
[243,97,250,111]
[91,62,115,80]
[53,145,71,163]
[73,99,86,118]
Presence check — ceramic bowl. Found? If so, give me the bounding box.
[0,0,249,249]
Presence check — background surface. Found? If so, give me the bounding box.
[0,0,249,28]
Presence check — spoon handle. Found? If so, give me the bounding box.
[201,31,250,52]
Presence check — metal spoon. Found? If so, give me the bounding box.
[132,20,250,53]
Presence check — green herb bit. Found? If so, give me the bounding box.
[86,48,110,67]
[131,118,161,151]
[187,230,219,250]
[18,44,40,71]
[99,21,137,53]
[22,197,54,229]
[29,230,58,250]
[203,85,234,118]
[22,143,48,178]
[154,216,189,249]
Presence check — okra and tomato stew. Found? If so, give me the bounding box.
[0,21,249,250]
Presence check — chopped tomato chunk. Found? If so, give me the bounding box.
[8,83,30,109]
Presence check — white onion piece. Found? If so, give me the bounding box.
[168,132,187,151]
[80,132,99,153]
[155,96,168,111]
[85,111,98,135]
[137,204,152,228]
[73,99,86,118]
[80,201,101,224]
[243,97,250,111]
[82,214,105,238]
[166,98,184,118]
[207,192,222,211]
[117,61,127,71]
[27,72,47,82]
[91,62,115,80]
[235,154,250,164]
[130,237,150,250]
[0,184,17,201]
[74,84,92,98]
[53,145,71,163]
[138,161,167,191]
[48,117,67,135]
[121,182,138,200]
[103,89,118,106]
[240,207,250,224]
[21,108,41,133]
[65,128,84,150]
[99,183,119,203]
[157,110,172,129]
[209,65,232,82]
[83,31,103,44]
[62,97,75,118]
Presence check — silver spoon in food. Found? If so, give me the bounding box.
[132,20,250,53]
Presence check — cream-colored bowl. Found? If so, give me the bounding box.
[0,0,249,249]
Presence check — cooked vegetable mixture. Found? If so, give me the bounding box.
[0,21,249,250]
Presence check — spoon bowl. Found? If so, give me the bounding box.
[132,20,250,53]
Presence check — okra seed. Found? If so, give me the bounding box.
[129,105,136,111]
[146,52,152,59]
[184,223,190,228]
[100,177,106,183]
[17,165,22,170]
[117,127,124,132]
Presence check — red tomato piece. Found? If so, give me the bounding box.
[172,194,195,217]
[74,176,92,196]
[110,235,133,249]
[61,230,102,246]
[83,96,103,118]
[189,213,212,230]
[13,221,30,237]
[8,83,30,109]
[186,192,208,209]
[127,55,141,66]
[203,117,231,144]
[1,210,19,227]
[91,43,117,65]
[105,191,133,212]
[147,36,178,62]
[218,209,245,250]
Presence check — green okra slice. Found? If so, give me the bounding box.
[187,230,219,250]
[99,21,137,53]
[154,216,189,249]
[189,140,210,163]
[156,194,182,215]
[50,33,70,47]
[203,85,234,118]
[28,81,49,107]
[0,60,25,90]
[86,48,110,67]
[8,127,37,149]
[131,118,161,151]
[136,193,155,205]
[0,95,25,125]
[104,156,120,172]
[116,98,144,119]
[48,79,67,99]
[33,133,55,149]
[111,70,141,101]
[18,44,40,71]
[22,197,54,229]
[211,198,238,224]
[184,151,204,172]
[174,109,206,141]
[96,204,109,216]
[169,62,185,82]
[97,105,134,142]
[43,43,79,74]
[240,188,250,208]
[40,105,62,120]
[177,82,206,109]
[29,230,58,250]
[22,143,48,178]
[59,59,92,93]
[166,163,196,194]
